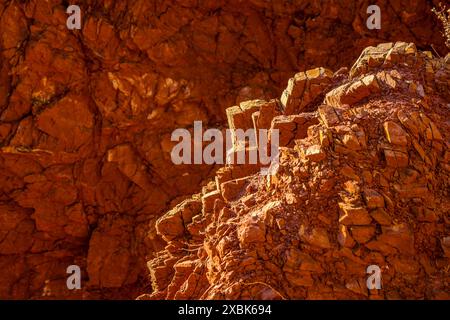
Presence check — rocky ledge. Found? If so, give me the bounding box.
[140,42,450,300]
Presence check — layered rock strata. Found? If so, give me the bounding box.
[142,43,450,300]
[0,0,448,299]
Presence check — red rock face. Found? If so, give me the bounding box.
[0,1,448,299]
[143,43,450,300]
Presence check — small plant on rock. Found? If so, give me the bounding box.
[432,3,450,49]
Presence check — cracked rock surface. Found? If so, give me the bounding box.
[0,0,448,299]
[142,43,450,300]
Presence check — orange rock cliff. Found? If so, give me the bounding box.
[0,0,448,299]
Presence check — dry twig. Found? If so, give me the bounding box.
[432,3,450,49]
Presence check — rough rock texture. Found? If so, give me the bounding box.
[0,0,448,299]
[141,43,450,300]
